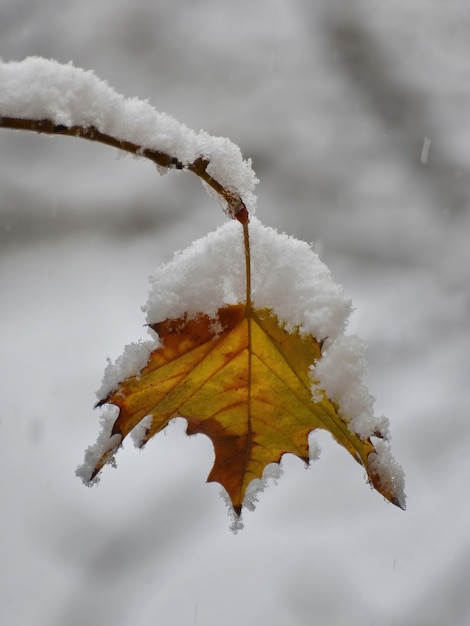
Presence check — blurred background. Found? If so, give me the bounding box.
[1,1,470,625]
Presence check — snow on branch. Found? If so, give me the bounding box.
[0,57,257,219]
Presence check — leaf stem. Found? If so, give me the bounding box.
[240,218,252,316]
[241,208,253,516]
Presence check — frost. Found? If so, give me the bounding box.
[308,434,321,463]
[0,56,258,212]
[222,461,284,531]
[242,462,283,512]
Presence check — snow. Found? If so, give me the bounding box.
[312,334,388,439]
[75,408,122,485]
[97,339,156,401]
[420,136,432,165]
[144,217,351,341]
[0,56,258,214]
[367,440,406,509]
[2,2,470,625]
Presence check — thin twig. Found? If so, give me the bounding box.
[0,116,248,219]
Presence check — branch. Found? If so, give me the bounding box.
[0,57,256,223]
[0,115,249,222]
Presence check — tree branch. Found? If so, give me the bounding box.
[0,116,248,221]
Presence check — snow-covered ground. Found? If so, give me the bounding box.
[1,1,470,625]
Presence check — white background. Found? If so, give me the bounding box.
[1,1,470,624]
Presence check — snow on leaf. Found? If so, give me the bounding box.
[78,218,405,516]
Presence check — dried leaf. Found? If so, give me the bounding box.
[91,303,402,515]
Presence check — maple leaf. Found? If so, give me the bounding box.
[80,213,405,516]
[93,304,398,515]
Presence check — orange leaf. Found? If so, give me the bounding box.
[91,303,402,515]
[80,217,405,517]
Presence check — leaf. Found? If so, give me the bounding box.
[91,303,402,516]
[80,216,405,517]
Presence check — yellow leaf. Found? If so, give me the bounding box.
[92,302,401,515]
[82,215,405,517]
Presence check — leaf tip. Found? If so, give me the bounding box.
[391,495,406,511]
[77,429,122,484]
[367,442,406,510]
